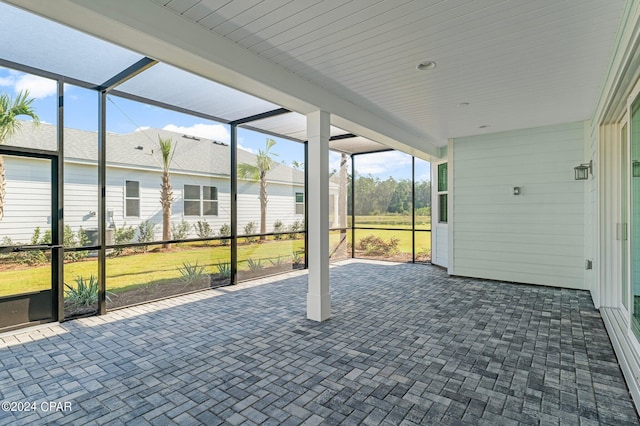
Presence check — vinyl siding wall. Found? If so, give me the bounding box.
[0,159,308,243]
[452,121,586,289]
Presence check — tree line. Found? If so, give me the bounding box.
[348,175,431,216]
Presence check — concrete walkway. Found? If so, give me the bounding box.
[0,260,638,425]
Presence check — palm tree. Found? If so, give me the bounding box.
[0,90,39,221]
[337,152,349,256]
[238,138,278,241]
[158,136,175,249]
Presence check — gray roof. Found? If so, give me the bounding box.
[5,121,305,184]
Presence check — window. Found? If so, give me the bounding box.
[437,163,448,223]
[184,185,200,216]
[125,180,140,217]
[437,163,448,192]
[203,186,218,216]
[184,184,218,216]
[295,192,304,215]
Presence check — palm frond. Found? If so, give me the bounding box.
[0,90,39,144]
[158,136,175,171]
[238,162,260,181]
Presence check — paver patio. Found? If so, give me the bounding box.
[0,260,638,425]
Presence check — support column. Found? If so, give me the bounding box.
[307,110,331,321]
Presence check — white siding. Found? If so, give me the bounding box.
[452,121,586,289]
[0,157,51,243]
[1,160,312,243]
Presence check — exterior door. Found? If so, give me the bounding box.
[0,152,59,332]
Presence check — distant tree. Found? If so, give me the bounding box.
[158,136,175,249]
[238,138,278,241]
[0,90,39,221]
[291,160,304,170]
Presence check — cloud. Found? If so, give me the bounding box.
[135,126,150,132]
[0,73,57,99]
[163,123,230,143]
[353,151,412,176]
[238,143,256,154]
[0,68,58,99]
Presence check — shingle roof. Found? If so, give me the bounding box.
[5,121,305,184]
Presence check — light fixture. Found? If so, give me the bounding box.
[417,60,436,71]
[574,160,592,180]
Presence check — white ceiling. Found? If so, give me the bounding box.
[6,0,628,155]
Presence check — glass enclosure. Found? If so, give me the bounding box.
[0,1,430,330]
[236,128,306,281]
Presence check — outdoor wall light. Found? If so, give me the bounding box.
[574,160,592,180]
[633,160,640,177]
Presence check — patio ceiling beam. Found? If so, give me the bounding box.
[230,108,291,126]
[8,0,440,160]
[329,133,357,141]
[96,57,157,92]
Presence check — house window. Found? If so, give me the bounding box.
[125,180,140,217]
[184,185,218,216]
[437,163,448,223]
[295,192,304,215]
[184,185,201,216]
[203,186,218,216]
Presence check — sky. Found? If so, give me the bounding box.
[0,67,429,181]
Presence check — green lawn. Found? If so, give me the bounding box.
[0,239,304,297]
[352,214,431,230]
[0,216,431,298]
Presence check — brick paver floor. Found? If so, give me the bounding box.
[0,260,638,425]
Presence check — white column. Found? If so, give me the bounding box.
[307,110,331,321]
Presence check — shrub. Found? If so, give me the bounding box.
[115,223,136,244]
[291,251,304,267]
[244,221,257,243]
[137,220,156,243]
[172,220,191,241]
[273,220,284,240]
[112,223,136,256]
[269,256,287,267]
[247,257,264,272]
[287,220,302,240]
[216,262,231,279]
[177,261,205,285]
[357,234,399,256]
[219,223,231,246]
[64,275,100,307]
[194,220,213,239]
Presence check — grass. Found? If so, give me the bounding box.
[351,215,431,230]
[0,239,304,297]
[0,215,431,298]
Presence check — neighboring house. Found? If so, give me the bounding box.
[0,122,337,244]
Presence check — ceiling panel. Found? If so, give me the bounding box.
[158,0,626,145]
[0,2,144,86]
[115,62,280,122]
[244,112,354,142]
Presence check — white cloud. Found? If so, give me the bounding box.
[163,123,230,143]
[238,143,256,154]
[0,69,57,99]
[135,126,150,132]
[14,74,57,99]
[354,151,412,176]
